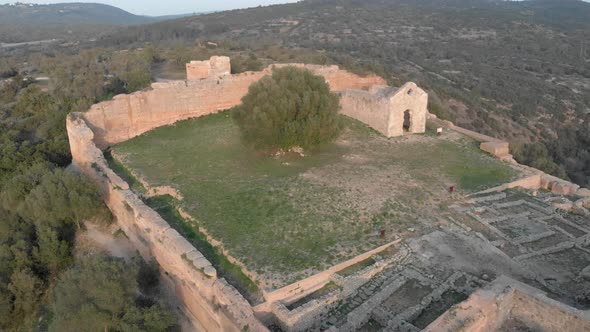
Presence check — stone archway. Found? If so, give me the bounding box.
[403,110,411,132]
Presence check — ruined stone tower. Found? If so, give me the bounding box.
[186,56,231,80]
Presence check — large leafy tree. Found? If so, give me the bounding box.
[233,66,341,151]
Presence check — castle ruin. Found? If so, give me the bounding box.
[67,56,590,331]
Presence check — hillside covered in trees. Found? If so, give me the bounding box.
[0,44,179,330]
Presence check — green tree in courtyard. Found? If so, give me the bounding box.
[233,66,341,150]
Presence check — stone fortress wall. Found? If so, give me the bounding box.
[82,60,388,149]
[67,115,264,332]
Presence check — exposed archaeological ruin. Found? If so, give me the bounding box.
[67,56,590,331]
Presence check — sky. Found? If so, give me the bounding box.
[1,0,301,16]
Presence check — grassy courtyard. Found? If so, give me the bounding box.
[112,111,519,290]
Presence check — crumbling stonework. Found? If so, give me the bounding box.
[340,82,428,137]
[82,60,387,148]
[480,141,510,159]
[266,242,408,332]
[186,56,231,80]
[425,276,590,332]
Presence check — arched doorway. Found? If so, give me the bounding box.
[403,110,411,132]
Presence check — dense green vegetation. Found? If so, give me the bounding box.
[0,164,108,329]
[112,111,517,288]
[50,255,176,332]
[0,45,178,330]
[0,47,158,183]
[234,66,341,150]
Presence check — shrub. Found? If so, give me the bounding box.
[233,66,341,151]
[49,255,176,332]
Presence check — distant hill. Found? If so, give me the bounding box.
[0,2,158,25]
[0,2,197,43]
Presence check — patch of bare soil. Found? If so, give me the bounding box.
[297,128,463,253]
[75,223,136,260]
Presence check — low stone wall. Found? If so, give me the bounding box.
[267,244,409,332]
[271,289,341,332]
[67,114,267,332]
[258,240,400,309]
[82,63,386,149]
[431,115,589,197]
[476,164,587,198]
